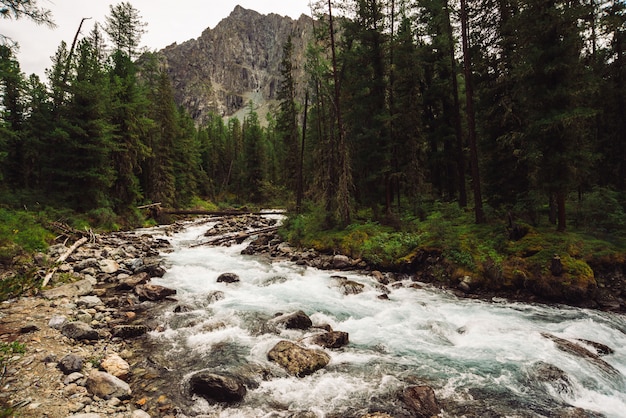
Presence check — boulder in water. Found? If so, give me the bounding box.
[267,340,330,377]
[217,272,240,283]
[270,310,313,330]
[541,333,621,377]
[530,361,572,395]
[401,385,441,418]
[188,371,246,403]
[331,275,365,295]
[311,331,349,349]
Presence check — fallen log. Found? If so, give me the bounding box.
[191,226,279,248]
[42,236,88,288]
[163,210,285,216]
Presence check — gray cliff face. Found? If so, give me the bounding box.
[159,6,314,125]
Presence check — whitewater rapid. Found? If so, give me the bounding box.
[146,219,626,417]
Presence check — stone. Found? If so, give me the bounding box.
[207,290,225,304]
[48,315,68,329]
[311,331,349,349]
[541,333,620,377]
[188,371,246,403]
[131,410,151,418]
[61,322,99,341]
[19,323,40,334]
[42,279,93,299]
[67,414,102,418]
[530,361,572,395]
[332,254,352,269]
[217,272,240,283]
[74,258,99,271]
[111,325,150,339]
[135,284,176,301]
[270,310,312,330]
[98,259,120,274]
[100,354,130,380]
[267,340,330,377]
[401,385,441,418]
[64,372,85,385]
[58,354,84,374]
[76,296,103,309]
[116,272,149,290]
[86,370,131,400]
[331,276,365,295]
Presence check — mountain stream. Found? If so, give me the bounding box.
[137,217,626,417]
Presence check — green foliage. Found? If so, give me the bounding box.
[0,208,52,254]
[575,187,626,233]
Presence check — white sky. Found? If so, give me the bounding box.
[3,0,312,80]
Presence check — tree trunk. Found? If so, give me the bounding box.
[556,190,566,232]
[460,0,485,224]
[444,0,467,208]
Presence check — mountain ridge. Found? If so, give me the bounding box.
[158,6,314,125]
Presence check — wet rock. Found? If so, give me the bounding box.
[42,279,93,299]
[207,290,225,304]
[135,284,176,301]
[217,272,240,283]
[111,325,150,339]
[541,333,621,377]
[311,331,349,349]
[86,370,131,400]
[270,310,312,330]
[401,385,441,418]
[100,353,130,380]
[61,322,99,341]
[58,354,84,374]
[267,340,330,377]
[361,414,394,418]
[331,276,365,295]
[188,371,247,403]
[576,339,614,356]
[530,361,572,395]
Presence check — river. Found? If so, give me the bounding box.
[140,217,626,417]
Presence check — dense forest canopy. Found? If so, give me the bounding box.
[1,0,625,233]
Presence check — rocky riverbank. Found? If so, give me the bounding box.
[0,225,176,418]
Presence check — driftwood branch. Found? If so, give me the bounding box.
[41,236,88,288]
[191,226,279,248]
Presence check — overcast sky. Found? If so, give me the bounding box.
[4,0,312,80]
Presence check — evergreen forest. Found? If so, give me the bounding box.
[2,0,626,303]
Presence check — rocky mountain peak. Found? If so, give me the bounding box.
[159,6,314,125]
